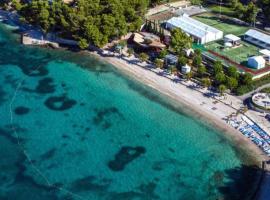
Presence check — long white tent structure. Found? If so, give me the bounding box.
[166,15,223,44]
[244,29,270,50]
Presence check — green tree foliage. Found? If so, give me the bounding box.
[227,66,239,79]
[170,28,192,54]
[19,0,51,32]
[218,84,227,96]
[233,0,259,24]
[202,77,211,88]
[230,0,239,9]
[11,0,22,11]
[158,49,168,59]
[241,73,253,85]
[234,1,245,19]
[197,65,206,77]
[186,71,193,80]
[127,48,134,57]
[245,2,259,24]
[18,0,151,47]
[215,72,226,85]
[226,77,238,90]
[213,61,223,75]
[193,55,202,68]
[190,0,202,5]
[154,58,164,68]
[194,49,202,56]
[259,0,270,22]
[139,53,149,62]
[78,38,89,49]
[236,85,252,95]
[170,66,178,74]
[178,56,188,68]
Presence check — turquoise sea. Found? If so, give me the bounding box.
[0,23,262,200]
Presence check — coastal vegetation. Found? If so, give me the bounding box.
[163,33,253,95]
[3,0,156,47]
[170,28,192,54]
[1,0,268,96]
[200,0,264,25]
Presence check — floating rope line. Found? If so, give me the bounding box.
[8,63,88,200]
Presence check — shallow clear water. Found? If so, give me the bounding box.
[0,23,261,200]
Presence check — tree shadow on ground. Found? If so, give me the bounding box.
[218,163,269,200]
[196,15,246,28]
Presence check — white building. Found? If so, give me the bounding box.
[166,15,223,44]
[224,34,241,47]
[260,49,270,62]
[248,56,265,69]
[164,54,178,66]
[184,48,194,57]
[244,29,270,50]
[181,64,191,74]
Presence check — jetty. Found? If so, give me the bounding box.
[21,30,79,48]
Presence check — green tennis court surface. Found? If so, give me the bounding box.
[193,13,249,36]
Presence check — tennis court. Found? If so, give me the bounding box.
[206,41,260,65]
[193,13,249,36]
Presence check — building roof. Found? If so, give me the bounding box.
[245,29,270,46]
[165,54,178,62]
[248,56,265,63]
[182,64,191,69]
[166,15,223,39]
[260,49,270,56]
[133,33,144,43]
[133,33,166,49]
[224,34,240,42]
[63,0,74,3]
[165,54,178,59]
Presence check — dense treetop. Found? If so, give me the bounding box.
[11,0,157,47]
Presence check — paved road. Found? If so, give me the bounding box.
[238,83,270,100]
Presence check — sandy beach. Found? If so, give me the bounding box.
[89,53,269,162]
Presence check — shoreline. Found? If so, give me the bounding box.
[88,52,270,199]
[0,9,269,198]
[89,52,269,163]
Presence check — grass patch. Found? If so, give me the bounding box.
[193,13,249,36]
[254,74,270,89]
[261,87,270,93]
[192,43,207,52]
[207,5,235,17]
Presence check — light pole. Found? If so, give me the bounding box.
[219,0,222,19]
[253,10,257,28]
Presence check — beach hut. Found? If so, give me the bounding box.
[248,56,265,69]
[181,64,191,74]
